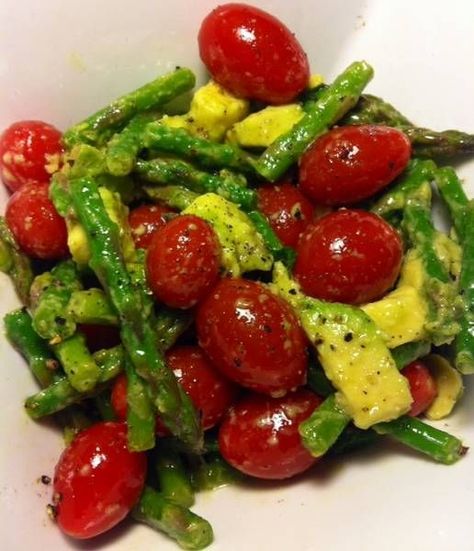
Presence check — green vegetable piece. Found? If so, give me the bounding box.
[143,122,256,174]
[299,394,350,457]
[307,360,334,397]
[93,391,117,422]
[135,158,257,211]
[132,486,213,550]
[0,217,34,305]
[144,185,199,211]
[154,441,195,508]
[52,332,101,392]
[106,113,157,176]
[68,176,202,452]
[4,308,58,387]
[374,416,467,465]
[391,340,431,370]
[190,453,242,492]
[67,288,119,325]
[342,93,412,127]
[63,68,196,148]
[154,307,193,352]
[255,61,374,181]
[31,260,83,343]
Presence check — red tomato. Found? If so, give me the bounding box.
[146,214,220,309]
[0,120,63,192]
[111,374,128,421]
[196,278,308,394]
[219,389,322,479]
[401,360,438,417]
[53,422,146,539]
[78,324,121,353]
[5,181,68,259]
[198,3,309,104]
[257,182,314,247]
[166,345,238,430]
[128,203,175,249]
[294,209,403,304]
[299,125,411,205]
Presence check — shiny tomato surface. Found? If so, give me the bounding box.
[128,203,175,249]
[294,209,403,304]
[299,125,411,205]
[198,3,309,104]
[0,120,63,192]
[257,182,314,247]
[196,278,308,394]
[401,360,438,417]
[53,422,146,539]
[219,389,322,479]
[146,214,220,309]
[5,181,68,259]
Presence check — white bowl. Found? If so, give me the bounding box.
[1,1,474,550]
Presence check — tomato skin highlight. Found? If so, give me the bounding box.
[198,3,309,104]
[0,120,63,192]
[5,181,68,259]
[257,182,315,248]
[53,422,147,539]
[146,214,220,309]
[401,360,438,417]
[219,389,322,479]
[294,209,403,305]
[299,125,411,205]
[128,203,175,249]
[196,278,308,394]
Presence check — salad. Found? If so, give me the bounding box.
[1,3,473,549]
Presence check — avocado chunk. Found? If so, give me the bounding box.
[183,193,272,277]
[271,262,412,429]
[424,354,464,420]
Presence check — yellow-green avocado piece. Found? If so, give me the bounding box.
[270,262,412,429]
[183,193,272,277]
[161,80,249,142]
[424,354,464,420]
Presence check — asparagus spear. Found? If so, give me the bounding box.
[436,167,474,373]
[342,93,412,127]
[31,260,83,343]
[143,123,256,174]
[68,176,202,452]
[135,158,257,211]
[153,441,195,508]
[67,288,119,325]
[63,68,196,148]
[254,61,374,181]
[132,486,213,550]
[93,391,116,422]
[106,112,157,176]
[144,185,199,210]
[0,217,34,305]
[391,340,431,370]
[4,308,58,387]
[189,453,241,491]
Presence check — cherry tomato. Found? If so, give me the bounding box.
[146,214,220,309]
[401,360,438,417]
[219,388,322,479]
[196,278,308,394]
[0,120,63,192]
[5,181,68,259]
[53,421,146,539]
[257,182,314,248]
[128,203,175,249]
[294,209,403,304]
[78,324,121,353]
[166,345,238,430]
[198,3,309,104]
[299,125,411,205]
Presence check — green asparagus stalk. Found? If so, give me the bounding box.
[68,176,202,452]
[255,61,374,181]
[31,260,82,343]
[144,185,199,211]
[374,416,467,464]
[342,93,412,127]
[132,486,213,550]
[436,166,474,373]
[143,123,256,174]
[106,113,157,176]
[153,441,195,508]
[62,407,94,445]
[391,340,431,370]
[307,361,334,397]
[67,288,119,325]
[154,307,193,352]
[0,217,34,305]
[51,332,101,392]
[124,355,156,451]
[189,453,241,492]
[93,391,116,422]
[135,158,257,211]
[63,68,196,148]
[4,308,58,387]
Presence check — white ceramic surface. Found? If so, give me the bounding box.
[1,1,474,550]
